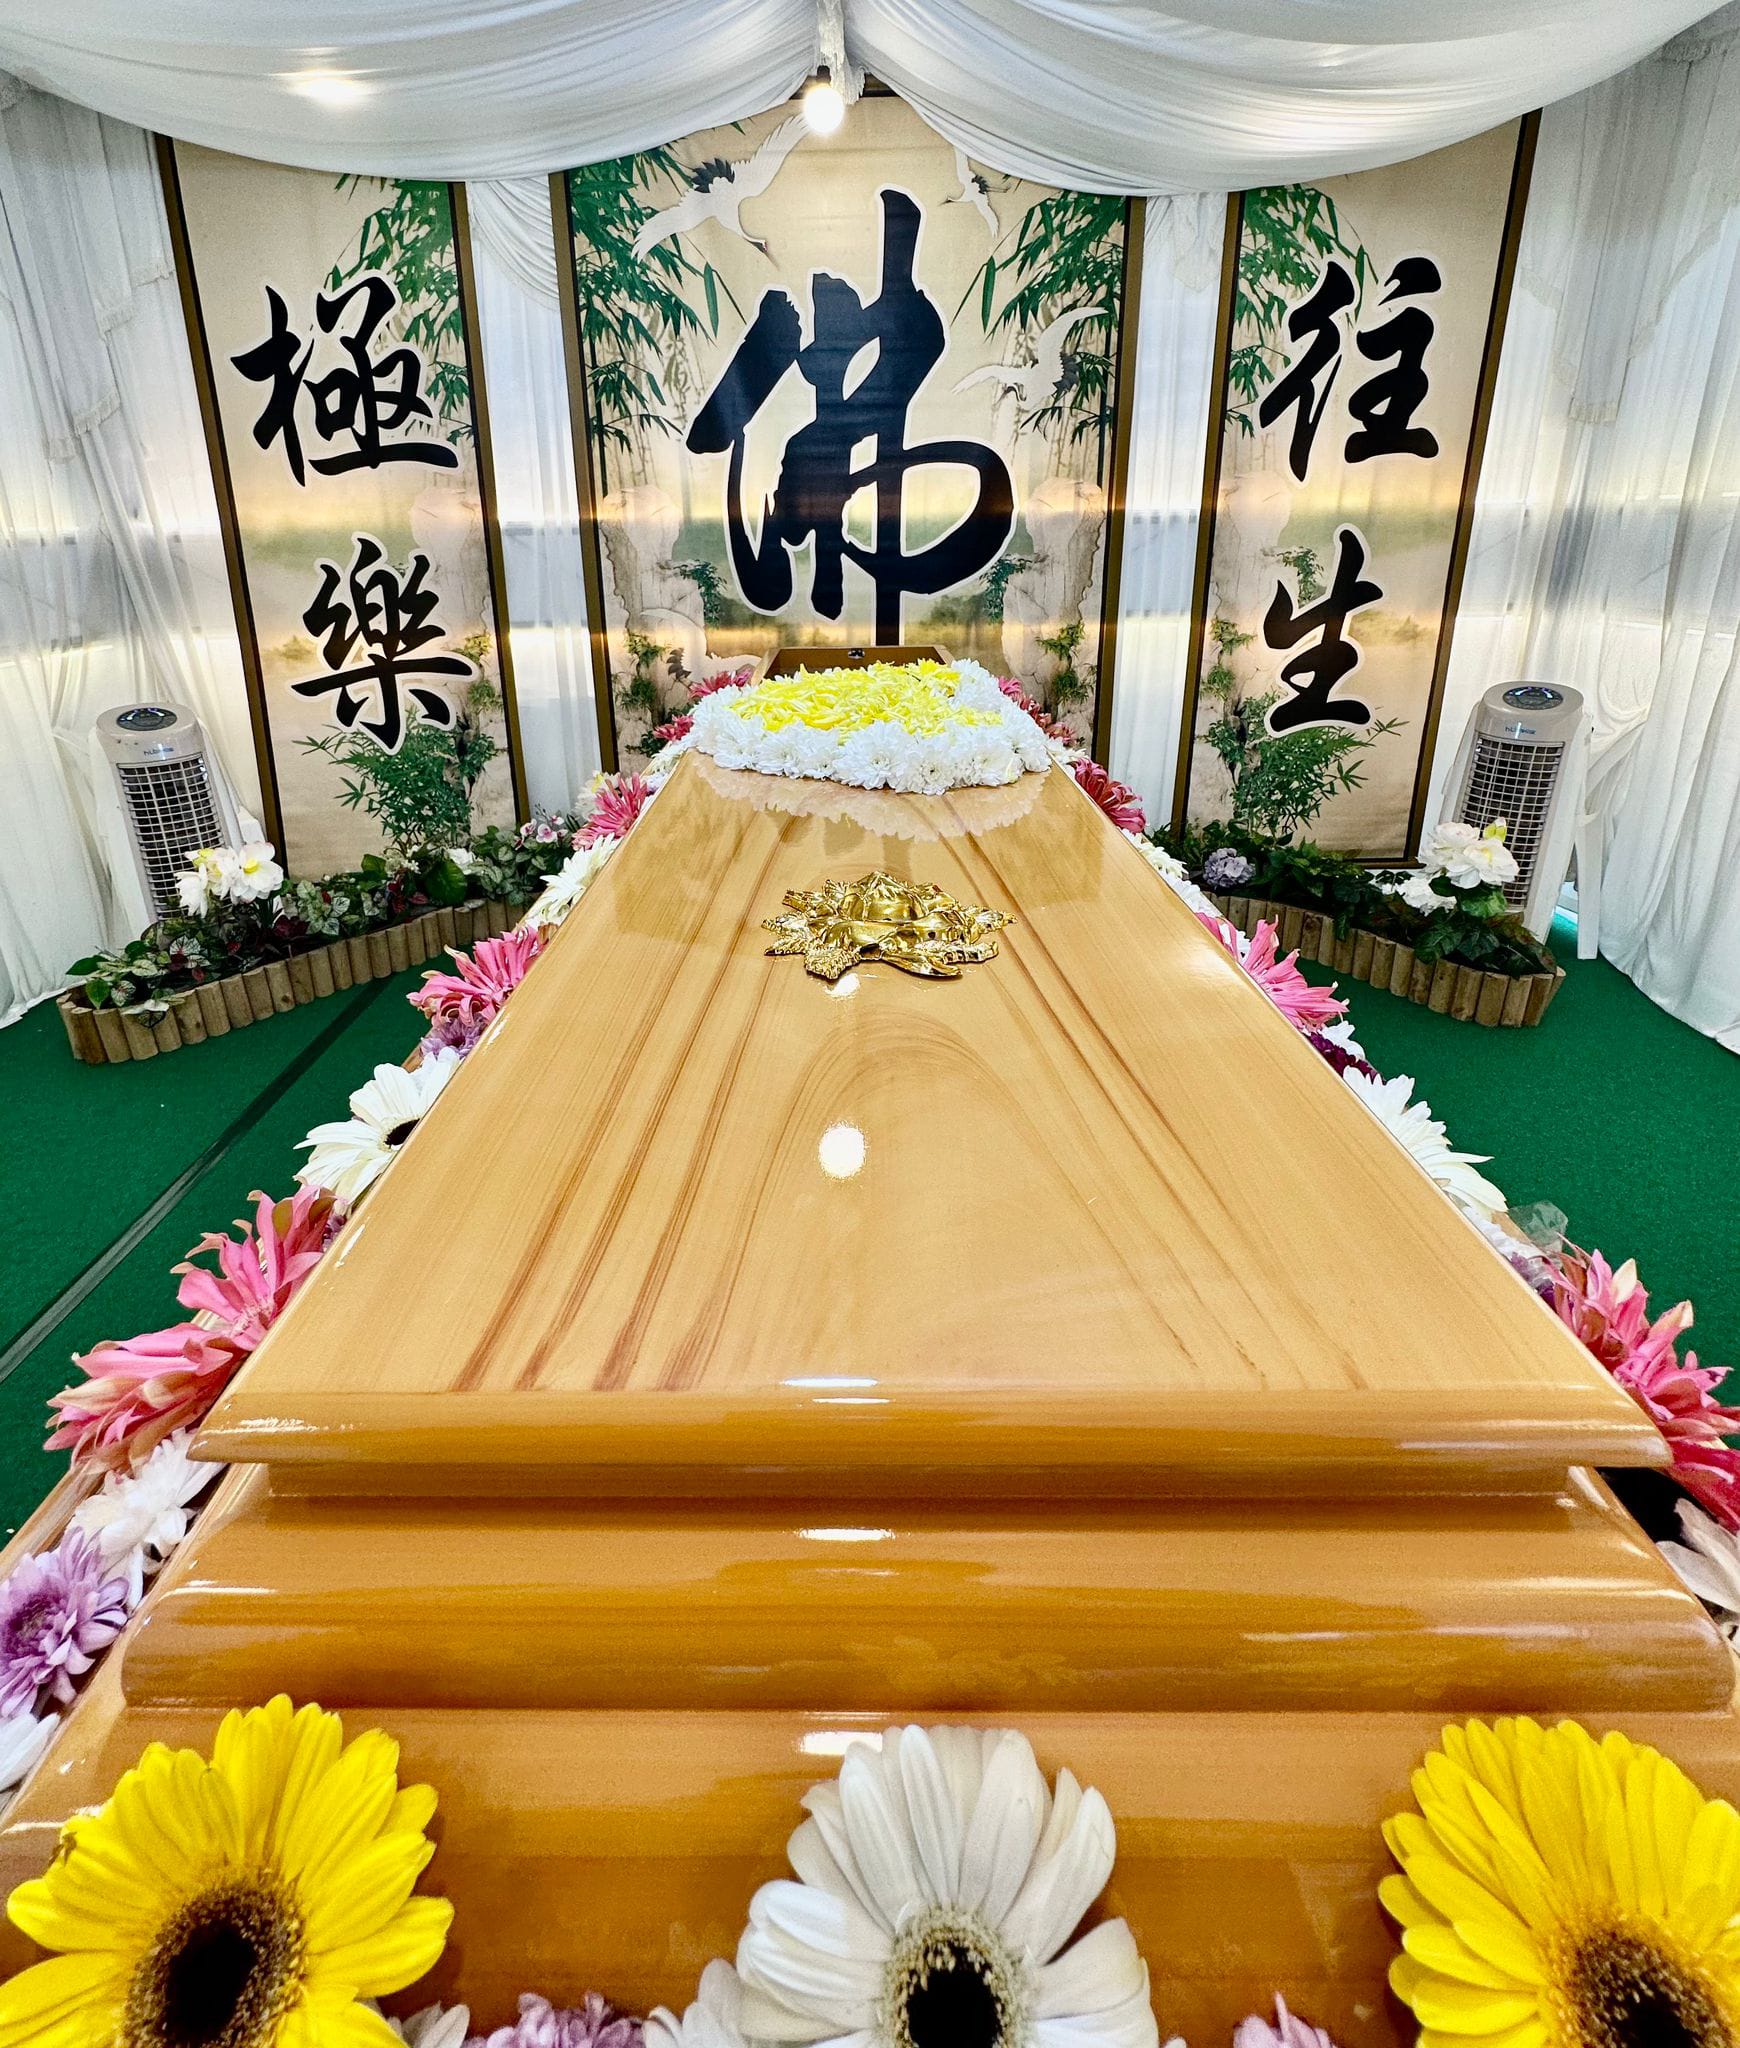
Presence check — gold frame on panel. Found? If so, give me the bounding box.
[1171,120,1538,856]
[155,138,532,860]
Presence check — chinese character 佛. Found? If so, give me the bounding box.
[293,534,476,752]
[232,273,459,485]
[685,189,1014,644]
[1262,525,1381,733]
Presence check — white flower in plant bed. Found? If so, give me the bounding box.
[646,1961,750,2048]
[68,1430,222,1594]
[0,1708,56,1797]
[522,837,618,933]
[1422,818,1519,891]
[295,1051,462,1207]
[175,841,285,916]
[1659,1500,1740,1639]
[1341,1070,1508,1224]
[733,1723,1160,2048]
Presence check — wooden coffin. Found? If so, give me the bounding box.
[2,754,1732,2045]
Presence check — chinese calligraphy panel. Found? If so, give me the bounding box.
[1177,121,1533,858]
[163,142,523,874]
[558,95,1137,769]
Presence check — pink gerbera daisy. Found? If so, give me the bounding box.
[1197,914,1348,1032]
[688,662,755,700]
[576,773,655,847]
[651,713,693,746]
[47,1325,249,1475]
[171,1186,334,1353]
[1071,758,1146,834]
[1552,1246,1740,1526]
[411,928,544,1045]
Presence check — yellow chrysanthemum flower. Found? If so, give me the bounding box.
[732,662,997,737]
[0,1695,451,2048]
[1383,1717,1740,2048]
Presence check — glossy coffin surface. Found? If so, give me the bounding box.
[202,755,1657,1488]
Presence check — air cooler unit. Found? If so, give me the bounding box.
[95,703,245,925]
[1438,682,1588,941]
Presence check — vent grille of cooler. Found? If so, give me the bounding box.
[1461,734,1565,907]
[117,759,223,916]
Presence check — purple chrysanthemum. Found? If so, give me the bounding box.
[1304,1029,1377,1080]
[1203,846,1256,891]
[417,1010,488,1063]
[468,1995,641,2048]
[0,1530,131,1715]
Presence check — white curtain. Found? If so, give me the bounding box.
[467,178,603,816]
[1107,194,1221,827]
[0,0,1716,193]
[0,82,254,1025]
[1436,7,1740,1045]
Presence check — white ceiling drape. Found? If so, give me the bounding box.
[0,0,1721,190]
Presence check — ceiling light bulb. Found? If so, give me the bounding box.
[803,79,846,135]
[287,70,373,106]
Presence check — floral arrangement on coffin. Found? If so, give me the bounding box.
[670,658,1052,796]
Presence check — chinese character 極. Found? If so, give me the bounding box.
[685,189,1014,644]
[232,273,459,485]
[1262,525,1382,733]
[1345,256,1441,465]
[293,534,475,752]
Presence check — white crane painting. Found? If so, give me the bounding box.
[631,115,808,262]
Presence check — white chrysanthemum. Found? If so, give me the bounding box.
[524,838,617,931]
[736,1724,1159,2048]
[1316,1016,1368,1066]
[1123,833,1216,917]
[364,2002,471,2048]
[646,1960,750,2048]
[295,1051,461,1206]
[68,1430,220,1585]
[0,1708,56,1796]
[1341,1069,1507,1221]
[1659,1501,1740,1639]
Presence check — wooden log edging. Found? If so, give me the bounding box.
[1206,894,1564,1030]
[55,901,518,1067]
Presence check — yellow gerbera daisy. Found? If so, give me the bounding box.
[1382,1717,1740,2048]
[0,1695,451,2048]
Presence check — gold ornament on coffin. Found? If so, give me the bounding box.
[764,871,1013,982]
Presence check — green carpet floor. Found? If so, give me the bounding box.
[0,924,1735,1540]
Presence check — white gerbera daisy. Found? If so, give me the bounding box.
[295,1051,461,1206]
[1341,1070,1507,1221]
[68,1430,220,1586]
[736,1724,1159,2048]
[524,838,617,932]
[0,1708,56,1796]
[362,2002,472,2048]
[646,1960,749,2048]
[1659,1500,1740,1639]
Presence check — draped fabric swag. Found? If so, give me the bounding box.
[0,2,1737,1044]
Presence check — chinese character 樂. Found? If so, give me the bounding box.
[293,534,476,753]
[1262,525,1382,733]
[686,189,1015,643]
[232,273,460,486]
